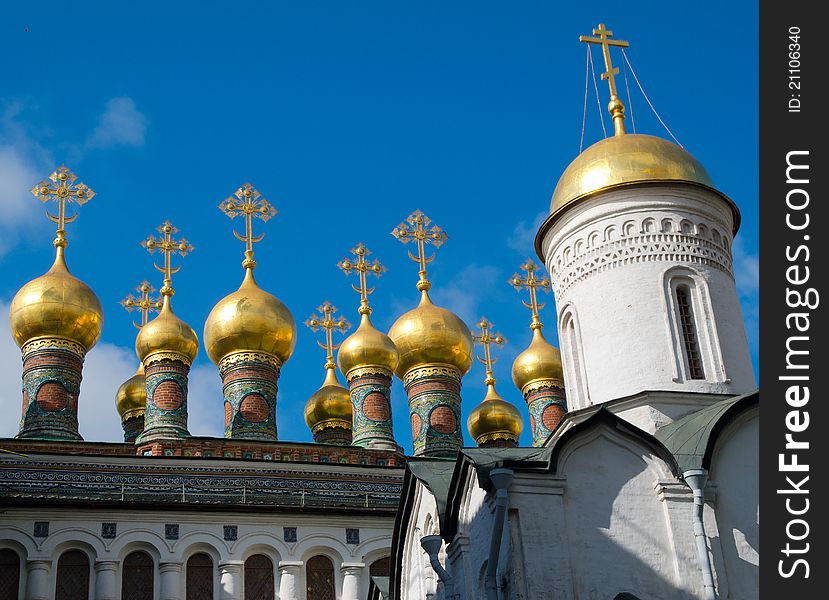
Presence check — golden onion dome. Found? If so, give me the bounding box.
[203,268,296,366]
[115,364,146,420]
[338,311,398,376]
[9,246,103,352]
[135,295,199,364]
[511,328,564,392]
[467,385,524,445]
[304,368,353,433]
[547,134,739,230]
[387,290,474,378]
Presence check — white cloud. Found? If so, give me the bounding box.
[186,362,224,438]
[731,235,759,365]
[86,97,148,149]
[507,210,548,255]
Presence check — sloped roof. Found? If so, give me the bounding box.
[654,390,759,473]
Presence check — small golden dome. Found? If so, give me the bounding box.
[338,312,398,376]
[387,290,474,378]
[467,385,524,445]
[135,295,199,364]
[203,268,296,365]
[9,247,103,352]
[116,364,146,420]
[548,134,738,227]
[511,328,564,392]
[304,368,353,434]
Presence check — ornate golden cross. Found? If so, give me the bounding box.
[580,22,630,135]
[391,210,448,289]
[219,183,277,269]
[473,317,506,386]
[140,221,194,296]
[31,166,95,247]
[338,243,386,314]
[120,281,162,329]
[509,259,551,329]
[304,302,351,367]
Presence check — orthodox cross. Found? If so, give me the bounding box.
[120,281,162,329]
[509,259,551,330]
[218,183,277,269]
[391,210,448,290]
[338,243,386,314]
[580,23,630,134]
[140,221,194,296]
[473,318,506,386]
[31,166,95,247]
[304,302,351,368]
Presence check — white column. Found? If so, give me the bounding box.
[278,561,303,600]
[25,560,52,600]
[159,562,183,600]
[340,562,365,600]
[94,561,119,600]
[218,561,244,600]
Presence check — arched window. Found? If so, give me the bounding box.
[675,284,705,379]
[55,550,90,600]
[560,307,588,409]
[370,556,390,578]
[306,555,335,600]
[244,554,274,599]
[186,553,213,600]
[0,549,21,600]
[122,551,154,600]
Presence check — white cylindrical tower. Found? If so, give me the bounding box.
[535,133,755,409]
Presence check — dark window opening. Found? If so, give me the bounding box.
[676,285,705,379]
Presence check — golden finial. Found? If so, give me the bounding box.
[140,221,194,297]
[391,210,448,292]
[305,302,351,370]
[31,165,95,248]
[509,259,551,330]
[580,23,630,136]
[120,281,162,329]
[218,182,277,270]
[473,317,506,387]
[338,243,386,315]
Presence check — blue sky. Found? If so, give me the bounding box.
[0,2,758,449]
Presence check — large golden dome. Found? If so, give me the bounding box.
[512,328,564,392]
[468,385,524,445]
[203,268,296,366]
[116,365,146,420]
[135,296,199,364]
[548,134,739,227]
[304,368,353,434]
[338,312,398,376]
[387,290,473,378]
[9,246,103,352]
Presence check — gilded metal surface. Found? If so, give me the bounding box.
[120,281,161,329]
[31,165,95,248]
[344,365,393,382]
[304,303,353,435]
[204,269,296,365]
[115,364,146,419]
[521,376,565,397]
[467,318,522,445]
[136,295,199,365]
[142,349,195,367]
[10,246,103,352]
[579,23,630,136]
[21,337,86,359]
[218,182,277,269]
[401,363,462,385]
[140,221,194,296]
[391,210,447,289]
[512,328,565,391]
[218,350,282,371]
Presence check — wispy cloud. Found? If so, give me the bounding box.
[507,210,548,255]
[187,363,225,438]
[430,264,501,326]
[732,235,759,370]
[86,97,149,149]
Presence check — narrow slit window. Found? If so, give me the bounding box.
[675,285,705,379]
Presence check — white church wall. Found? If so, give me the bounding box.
[399,482,439,600]
[708,407,760,599]
[540,186,756,406]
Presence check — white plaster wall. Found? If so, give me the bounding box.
[708,408,760,599]
[399,482,440,600]
[0,507,393,600]
[540,186,755,407]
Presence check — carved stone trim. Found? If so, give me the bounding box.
[144,351,192,367]
[402,363,462,385]
[22,337,86,359]
[218,350,282,371]
[521,378,565,397]
[345,365,392,383]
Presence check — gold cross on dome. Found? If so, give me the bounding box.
[473,317,506,386]
[391,210,448,291]
[120,281,162,329]
[580,22,630,135]
[338,243,387,314]
[219,183,277,269]
[509,259,551,329]
[140,221,194,296]
[304,302,351,367]
[31,166,95,247]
